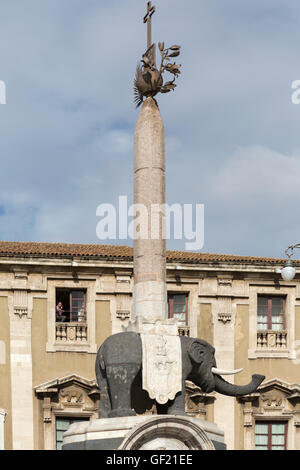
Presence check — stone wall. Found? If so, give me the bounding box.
[0,255,299,449]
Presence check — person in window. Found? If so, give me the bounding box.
[56,301,66,322]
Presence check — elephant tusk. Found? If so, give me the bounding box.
[211,367,243,376]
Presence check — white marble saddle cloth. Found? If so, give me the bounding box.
[141,333,182,404]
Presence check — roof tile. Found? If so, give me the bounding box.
[0,240,296,265]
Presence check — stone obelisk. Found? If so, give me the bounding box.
[130,2,181,332]
[63,2,224,452]
[131,96,167,326]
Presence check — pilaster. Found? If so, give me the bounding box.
[9,273,34,449]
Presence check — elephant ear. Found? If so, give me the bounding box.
[99,354,105,370]
[188,340,207,364]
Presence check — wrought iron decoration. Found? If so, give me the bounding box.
[134,2,182,107]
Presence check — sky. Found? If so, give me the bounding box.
[1,0,300,258]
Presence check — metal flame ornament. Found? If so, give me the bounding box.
[134,2,182,108]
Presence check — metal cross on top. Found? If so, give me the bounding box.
[143,1,156,49]
[134,1,181,107]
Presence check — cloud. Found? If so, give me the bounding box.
[211,146,300,205]
[1,0,300,258]
[201,145,300,256]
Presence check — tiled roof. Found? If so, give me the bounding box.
[0,241,132,259]
[0,240,296,266]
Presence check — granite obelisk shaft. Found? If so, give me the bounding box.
[131,97,167,323]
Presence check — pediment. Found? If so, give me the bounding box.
[257,378,300,396]
[34,374,100,426]
[256,378,300,409]
[34,374,99,397]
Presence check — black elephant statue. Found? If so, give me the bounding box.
[95,332,265,418]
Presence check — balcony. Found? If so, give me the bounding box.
[56,310,87,343]
[178,325,190,337]
[257,330,287,349]
[56,322,88,343]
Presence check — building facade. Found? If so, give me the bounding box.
[0,241,299,450]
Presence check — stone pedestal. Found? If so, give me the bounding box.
[62,415,226,450]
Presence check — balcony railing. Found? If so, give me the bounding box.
[257,330,287,349]
[56,322,88,343]
[178,325,190,337]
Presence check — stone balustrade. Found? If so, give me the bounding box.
[56,323,88,343]
[257,330,287,349]
[178,326,190,337]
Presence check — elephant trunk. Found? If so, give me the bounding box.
[214,373,265,397]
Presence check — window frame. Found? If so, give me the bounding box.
[55,415,90,450]
[168,292,189,325]
[46,279,98,354]
[255,421,288,451]
[257,295,286,331]
[248,285,296,359]
[56,288,87,323]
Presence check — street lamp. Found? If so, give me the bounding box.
[280,244,300,281]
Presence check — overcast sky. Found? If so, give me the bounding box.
[1,0,300,258]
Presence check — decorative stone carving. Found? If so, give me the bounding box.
[60,388,83,404]
[261,392,284,408]
[139,319,179,336]
[257,330,287,349]
[35,375,99,413]
[141,332,182,404]
[237,394,260,429]
[217,297,232,324]
[13,290,28,318]
[217,276,233,288]
[218,313,231,324]
[178,325,190,336]
[116,310,130,321]
[42,397,52,423]
[14,306,28,318]
[56,323,88,343]
[238,379,300,449]
[116,293,131,321]
[243,406,254,427]
[185,382,215,420]
[35,375,99,450]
